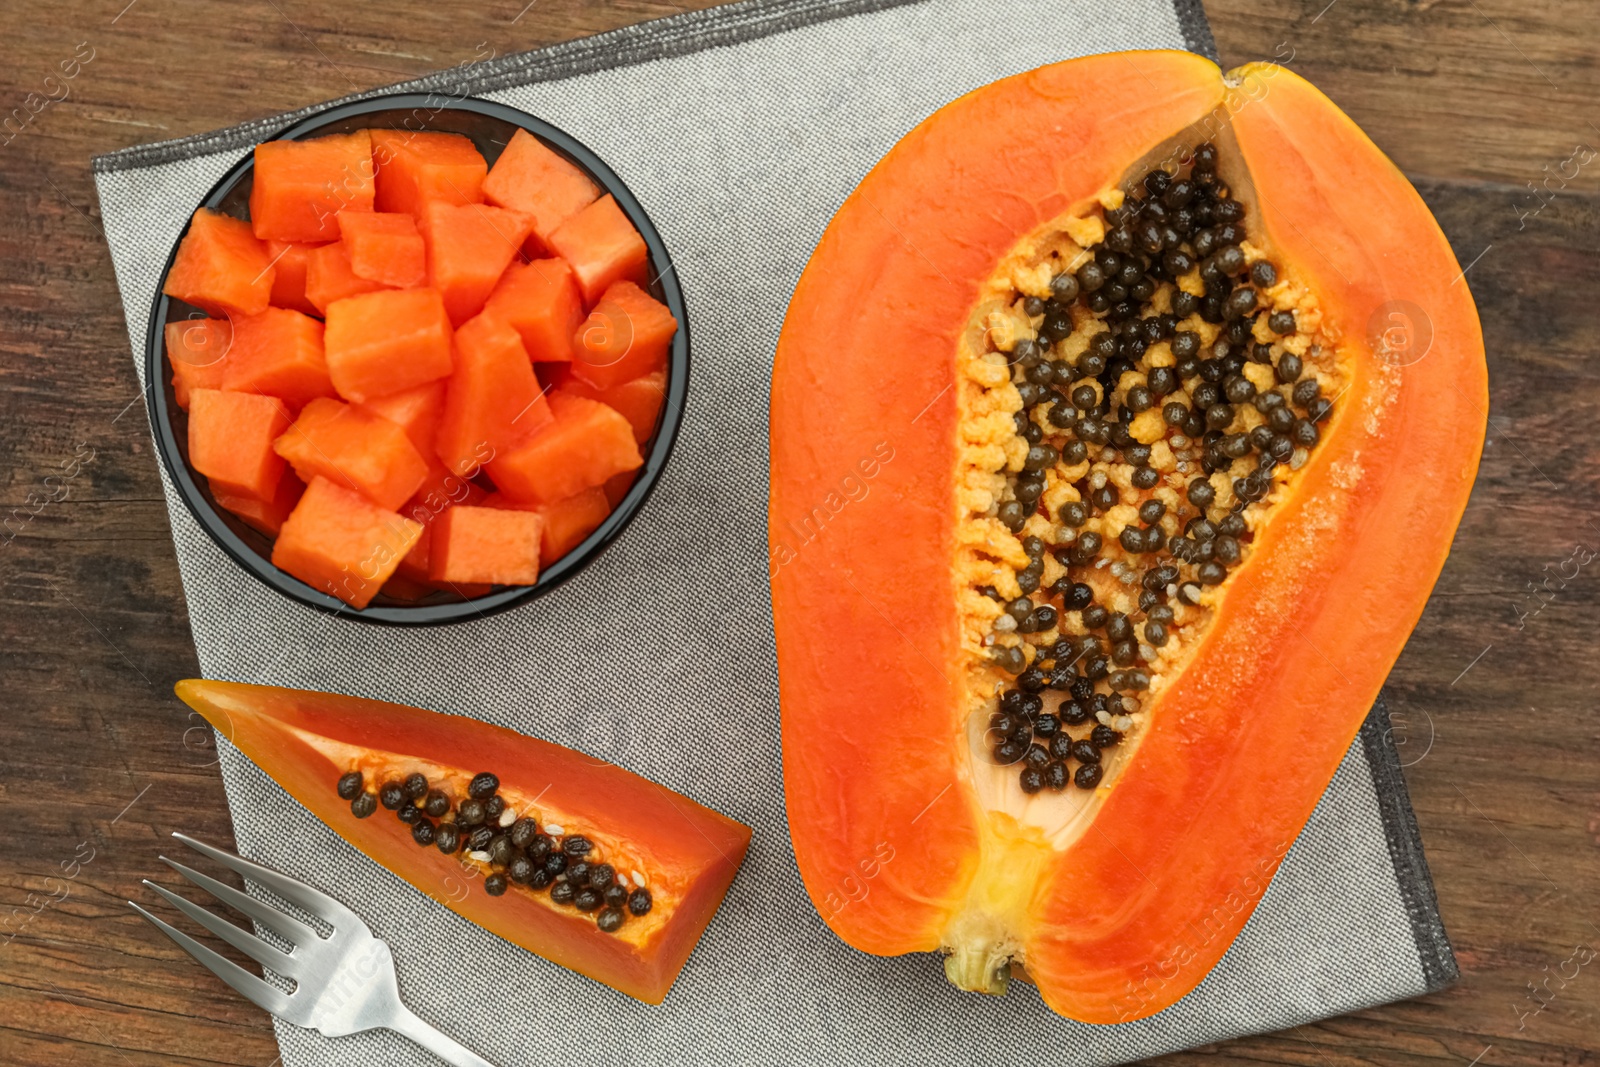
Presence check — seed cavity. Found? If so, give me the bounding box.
[961,141,1340,795]
[336,768,652,933]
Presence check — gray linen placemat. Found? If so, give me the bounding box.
[92,1,1457,1063]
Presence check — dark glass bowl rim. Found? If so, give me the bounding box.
[143,92,689,626]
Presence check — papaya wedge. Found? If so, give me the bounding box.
[770,50,1484,1023]
[177,680,751,1004]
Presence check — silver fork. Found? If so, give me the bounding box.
[130,832,498,1067]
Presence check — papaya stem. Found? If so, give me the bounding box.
[943,940,1012,995]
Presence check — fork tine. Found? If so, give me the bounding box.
[172,833,362,929]
[143,880,303,979]
[130,901,293,1016]
[159,856,318,946]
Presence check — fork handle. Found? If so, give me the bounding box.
[386,1004,499,1067]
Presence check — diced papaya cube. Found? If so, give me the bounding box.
[323,288,454,403]
[436,315,552,478]
[220,307,334,409]
[405,461,489,526]
[337,211,426,288]
[603,471,637,508]
[250,131,375,243]
[397,463,487,577]
[485,487,611,563]
[379,572,435,601]
[560,370,666,444]
[396,463,489,581]
[488,393,643,503]
[418,201,536,325]
[165,318,234,410]
[359,380,445,456]
[265,240,324,315]
[429,505,542,586]
[572,281,678,389]
[272,397,429,512]
[187,388,291,502]
[215,473,305,538]
[271,476,421,609]
[481,258,585,363]
[163,208,274,316]
[545,195,649,305]
[482,129,599,248]
[305,241,391,314]
[370,130,487,218]
[219,309,330,407]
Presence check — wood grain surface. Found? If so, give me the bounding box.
[0,1,1595,1064]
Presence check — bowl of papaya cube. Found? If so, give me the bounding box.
[147,93,688,624]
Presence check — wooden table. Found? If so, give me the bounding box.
[2,1,1595,1063]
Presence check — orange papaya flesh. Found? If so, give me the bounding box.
[162,208,275,317]
[481,129,600,249]
[165,317,234,410]
[395,484,486,585]
[323,287,454,404]
[265,240,325,316]
[272,397,430,512]
[220,307,335,410]
[545,195,649,306]
[250,131,375,243]
[571,281,677,390]
[421,201,537,325]
[370,130,488,219]
[215,473,305,538]
[558,371,666,446]
[481,258,586,363]
[406,460,488,523]
[337,210,427,288]
[187,388,292,502]
[271,475,421,609]
[358,379,447,458]
[435,315,552,478]
[304,241,392,314]
[487,393,643,504]
[428,504,543,585]
[395,471,493,594]
[174,680,751,1003]
[602,471,636,509]
[770,50,1485,1024]
[483,487,611,563]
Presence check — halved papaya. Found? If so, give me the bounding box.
[770,51,1485,1024]
[175,680,751,1003]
